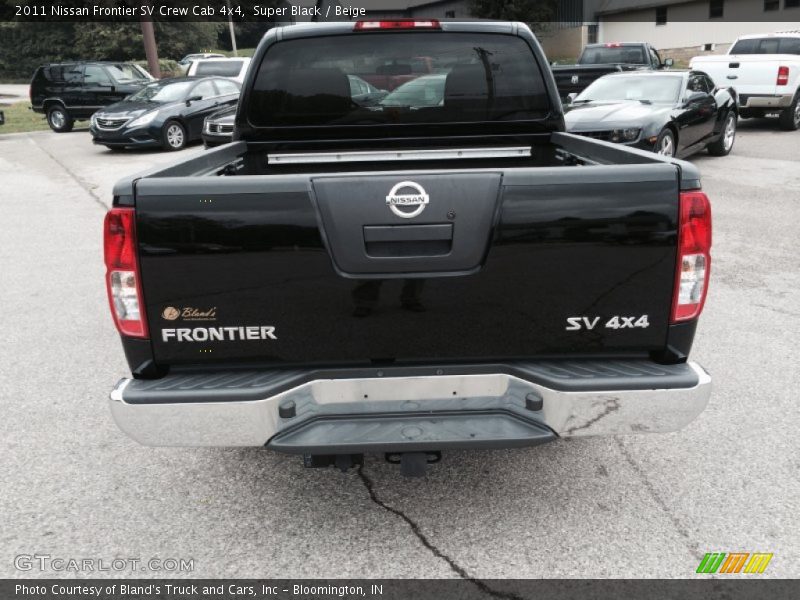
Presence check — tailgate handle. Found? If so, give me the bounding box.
[363,224,453,258]
[364,224,453,243]
[729,62,739,68]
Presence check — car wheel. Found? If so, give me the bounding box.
[655,129,675,157]
[708,112,736,156]
[46,105,73,133]
[162,120,187,151]
[778,93,800,131]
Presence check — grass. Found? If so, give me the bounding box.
[0,101,50,134]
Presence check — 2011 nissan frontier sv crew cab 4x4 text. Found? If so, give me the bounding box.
[105,20,712,477]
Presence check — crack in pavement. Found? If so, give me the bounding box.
[356,464,525,600]
[27,133,109,211]
[615,438,703,561]
[562,397,620,435]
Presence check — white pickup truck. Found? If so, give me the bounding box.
[690,32,800,130]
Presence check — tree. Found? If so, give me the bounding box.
[73,22,223,61]
[470,0,558,24]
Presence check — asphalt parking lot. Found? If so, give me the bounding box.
[1,119,798,581]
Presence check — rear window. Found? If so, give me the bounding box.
[247,32,551,128]
[195,60,244,77]
[580,46,647,65]
[730,37,800,55]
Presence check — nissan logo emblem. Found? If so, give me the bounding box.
[385,181,430,219]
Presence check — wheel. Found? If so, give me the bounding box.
[778,93,800,131]
[707,111,737,156]
[162,120,187,151]
[655,128,676,157]
[46,105,73,132]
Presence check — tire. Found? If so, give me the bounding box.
[162,120,187,151]
[707,111,737,156]
[778,94,800,131]
[46,105,73,133]
[655,128,676,157]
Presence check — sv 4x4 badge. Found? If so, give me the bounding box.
[566,315,650,331]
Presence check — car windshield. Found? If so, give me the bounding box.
[126,81,193,103]
[380,75,446,108]
[106,64,148,82]
[576,75,683,104]
[579,46,647,65]
[195,60,244,77]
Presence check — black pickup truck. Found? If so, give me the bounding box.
[105,21,711,476]
[552,42,673,100]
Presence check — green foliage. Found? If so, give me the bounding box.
[469,0,557,23]
[0,22,75,82]
[0,21,222,81]
[74,22,223,61]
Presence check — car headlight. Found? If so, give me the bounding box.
[127,111,158,128]
[610,128,641,142]
[90,114,98,127]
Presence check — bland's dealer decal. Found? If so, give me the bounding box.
[162,306,217,322]
[161,306,276,342]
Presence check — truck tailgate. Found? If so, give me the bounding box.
[134,163,681,366]
[693,54,784,95]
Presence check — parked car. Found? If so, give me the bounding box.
[348,75,388,106]
[202,105,236,147]
[90,76,240,151]
[105,20,712,477]
[690,32,800,130]
[379,74,446,107]
[566,70,737,158]
[552,42,673,101]
[29,62,153,132]
[187,57,252,84]
[178,53,225,67]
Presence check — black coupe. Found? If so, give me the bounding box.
[90,77,240,151]
[565,70,737,158]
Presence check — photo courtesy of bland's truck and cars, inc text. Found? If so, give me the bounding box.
[0,1,798,599]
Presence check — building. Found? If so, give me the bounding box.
[596,0,800,62]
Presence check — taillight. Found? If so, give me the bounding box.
[672,191,712,323]
[605,42,621,48]
[777,66,789,86]
[354,19,440,30]
[103,207,148,338]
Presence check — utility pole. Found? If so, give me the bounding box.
[227,0,238,56]
[140,2,161,78]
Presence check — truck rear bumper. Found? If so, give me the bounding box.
[739,94,794,109]
[109,360,711,451]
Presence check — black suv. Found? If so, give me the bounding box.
[30,62,153,132]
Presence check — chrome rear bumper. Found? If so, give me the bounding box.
[109,361,711,450]
[741,94,794,108]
